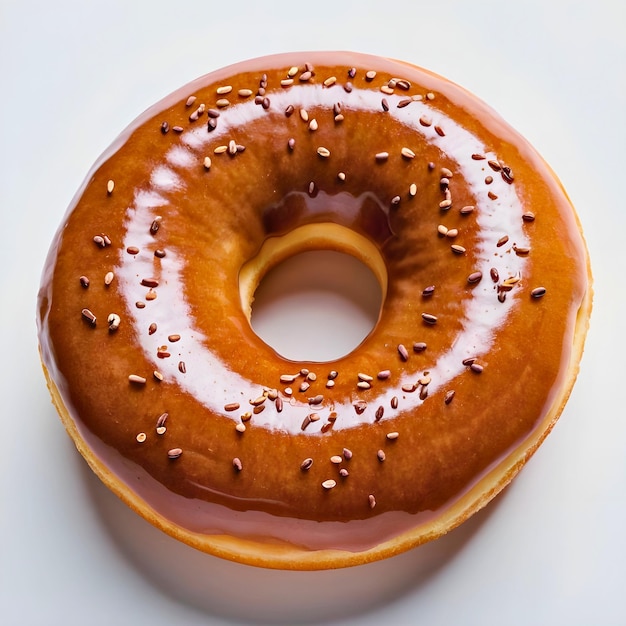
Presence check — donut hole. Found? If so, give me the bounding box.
[249,250,382,362]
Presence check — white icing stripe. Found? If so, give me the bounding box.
[118,84,529,433]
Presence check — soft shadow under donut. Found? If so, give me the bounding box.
[80,448,502,625]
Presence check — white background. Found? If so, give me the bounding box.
[1,1,625,624]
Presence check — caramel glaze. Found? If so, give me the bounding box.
[37,52,591,569]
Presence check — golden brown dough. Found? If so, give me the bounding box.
[37,52,592,569]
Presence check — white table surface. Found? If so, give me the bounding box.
[1,1,624,624]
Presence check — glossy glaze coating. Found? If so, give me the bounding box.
[37,52,591,568]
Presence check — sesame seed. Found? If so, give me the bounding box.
[141,277,159,288]
[488,160,502,172]
[354,401,367,414]
[426,92,435,100]
[357,381,371,390]
[249,394,266,407]
[153,371,164,382]
[326,380,335,389]
[160,121,169,134]
[381,98,390,111]
[216,98,230,108]
[288,137,296,150]
[377,370,391,380]
[330,455,343,464]
[369,494,377,509]
[434,125,445,136]
[422,285,435,297]
[422,313,438,325]
[413,342,427,352]
[460,205,475,215]
[365,70,377,81]
[490,268,500,282]
[301,458,313,471]
[375,405,384,421]
[328,370,338,380]
[397,344,409,361]
[309,394,324,406]
[167,448,183,460]
[322,479,337,490]
[470,363,484,374]
[317,146,330,158]
[419,115,432,127]
[501,167,514,183]
[79,275,90,288]
[467,271,483,284]
[377,450,386,462]
[81,308,96,325]
[106,179,115,195]
[232,457,243,472]
[136,432,147,443]
[451,244,466,255]
[409,183,417,197]
[386,431,399,440]
[439,199,452,210]
[343,448,353,460]
[375,152,389,162]
[522,212,536,222]
[531,287,547,298]
[128,374,147,384]
[308,119,318,131]
[107,313,120,331]
[299,108,309,122]
[178,361,186,374]
[323,76,337,87]
[299,70,312,82]
[224,403,240,412]
[488,191,498,200]
[514,245,530,256]
[339,468,349,477]
[391,396,399,409]
[238,88,253,98]
[337,171,346,181]
[401,147,415,159]
[497,235,509,247]
[444,390,456,404]
[397,98,412,108]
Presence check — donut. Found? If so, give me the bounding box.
[37,51,592,569]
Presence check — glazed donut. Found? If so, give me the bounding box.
[37,51,592,569]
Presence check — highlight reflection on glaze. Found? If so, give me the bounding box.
[117,84,528,433]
